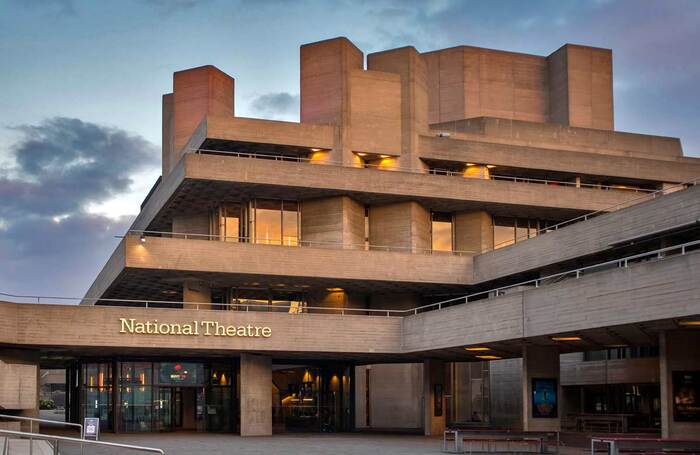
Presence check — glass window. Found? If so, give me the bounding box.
[82,362,112,430]
[493,217,515,249]
[515,219,529,243]
[282,201,299,246]
[119,362,153,432]
[221,204,241,242]
[432,212,453,252]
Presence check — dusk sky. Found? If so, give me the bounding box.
[1,0,699,298]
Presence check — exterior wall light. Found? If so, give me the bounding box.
[140,235,146,243]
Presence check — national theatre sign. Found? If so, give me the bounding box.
[119,318,272,338]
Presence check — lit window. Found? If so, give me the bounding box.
[431,212,453,252]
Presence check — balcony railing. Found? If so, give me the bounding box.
[191,147,659,194]
[124,230,477,256]
[2,238,698,317]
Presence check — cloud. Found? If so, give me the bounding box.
[0,117,159,297]
[249,92,300,121]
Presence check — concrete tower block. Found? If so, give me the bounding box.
[368,46,429,171]
[547,44,613,130]
[171,65,234,170]
[162,93,174,177]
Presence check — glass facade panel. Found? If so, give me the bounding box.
[82,362,112,430]
[282,201,299,246]
[431,212,453,252]
[119,362,153,432]
[252,200,299,246]
[222,204,241,242]
[493,217,515,249]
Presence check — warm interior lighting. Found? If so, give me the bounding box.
[161,290,178,295]
[310,148,323,152]
[486,164,497,169]
[356,152,367,157]
[678,320,700,327]
[465,347,491,351]
[466,163,476,167]
[552,336,582,341]
[379,154,391,159]
[476,355,502,360]
[326,287,344,292]
[140,235,146,243]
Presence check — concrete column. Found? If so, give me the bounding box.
[423,359,446,436]
[240,354,272,436]
[369,201,430,253]
[0,350,40,432]
[454,211,493,254]
[183,280,212,310]
[301,196,365,249]
[522,346,561,432]
[660,330,700,439]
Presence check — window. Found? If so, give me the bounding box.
[220,204,241,242]
[493,217,515,249]
[251,200,299,246]
[82,362,112,430]
[431,212,453,252]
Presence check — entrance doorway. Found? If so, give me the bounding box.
[155,387,200,431]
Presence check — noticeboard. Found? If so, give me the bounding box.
[673,371,700,422]
[84,417,100,440]
[532,378,558,418]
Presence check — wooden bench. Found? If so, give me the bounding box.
[443,430,557,454]
[591,436,700,455]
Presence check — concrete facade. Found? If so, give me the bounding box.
[2,36,699,440]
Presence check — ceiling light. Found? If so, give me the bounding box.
[552,336,582,341]
[678,320,700,327]
[140,235,146,243]
[326,287,344,292]
[486,164,497,169]
[310,148,323,152]
[379,155,391,159]
[356,152,367,157]
[464,347,491,351]
[466,163,476,167]
[475,355,502,360]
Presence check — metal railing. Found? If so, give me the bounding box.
[192,147,657,194]
[0,429,164,455]
[2,238,698,317]
[123,230,476,256]
[0,413,82,438]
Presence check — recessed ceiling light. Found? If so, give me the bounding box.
[486,164,497,169]
[379,155,391,159]
[465,347,491,351]
[466,163,476,167]
[310,148,323,152]
[679,320,700,327]
[356,152,367,157]
[552,336,582,341]
[326,287,344,292]
[475,355,502,360]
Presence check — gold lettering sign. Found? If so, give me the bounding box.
[119,318,272,338]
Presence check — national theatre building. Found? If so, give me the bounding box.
[1,37,700,439]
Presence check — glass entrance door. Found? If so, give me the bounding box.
[156,387,173,431]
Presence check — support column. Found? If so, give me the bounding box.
[522,346,561,432]
[240,354,272,436]
[183,280,212,310]
[454,211,493,254]
[369,201,430,253]
[0,350,40,432]
[660,330,700,439]
[423,359,446,436]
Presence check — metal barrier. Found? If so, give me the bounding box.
[0,429,164,455]
[2,238,698,317]
[0,413,83,438]
[591,436,700,455]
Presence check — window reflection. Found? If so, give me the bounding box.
[252,200,299,246]
[431,212,453,252]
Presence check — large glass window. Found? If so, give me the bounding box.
[119,362,152,432]
[82,363,112,430]
[252,200,299,246]
[431,212,453,252]
[220,204,241,242]
[493,218,554,250]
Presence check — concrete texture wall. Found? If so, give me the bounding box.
[183,280,212,310]
[0,359,38,411]
[172,66,234,170]
[490,358,523,429]
[369,201,431,252]
[368,46,429,171]
[423,359,446,435]
[355,364,423,430]
[240,354,272,436]
[162,93,174,177]
[206,115,334,150]
[522,346,560,432]
[301,196,365,247]
[660,330,700,439]
[172,212,210,236]
[454,211,493,253]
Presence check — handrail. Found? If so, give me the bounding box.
[191,147,657,193]
[123,230,476,256]
[0,429,165,454]
[2,238,698,317]
[0,413,83,438]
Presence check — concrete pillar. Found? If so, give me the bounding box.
[369,201,430,253]
[240,354,272,436]
[367,46,429,173]
[183,280,212,310]
[172,212,211,238]
[0,350,40,432]
[162,93,174,177]
[355,364,423,430]
[454,211,493,254]
[301,196,365,249]
[522,346,561,432]
[423,359,446,436]
[660,330,700,439]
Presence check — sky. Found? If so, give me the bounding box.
[1,0,699,299]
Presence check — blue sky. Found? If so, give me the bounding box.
[1,0,699,298]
